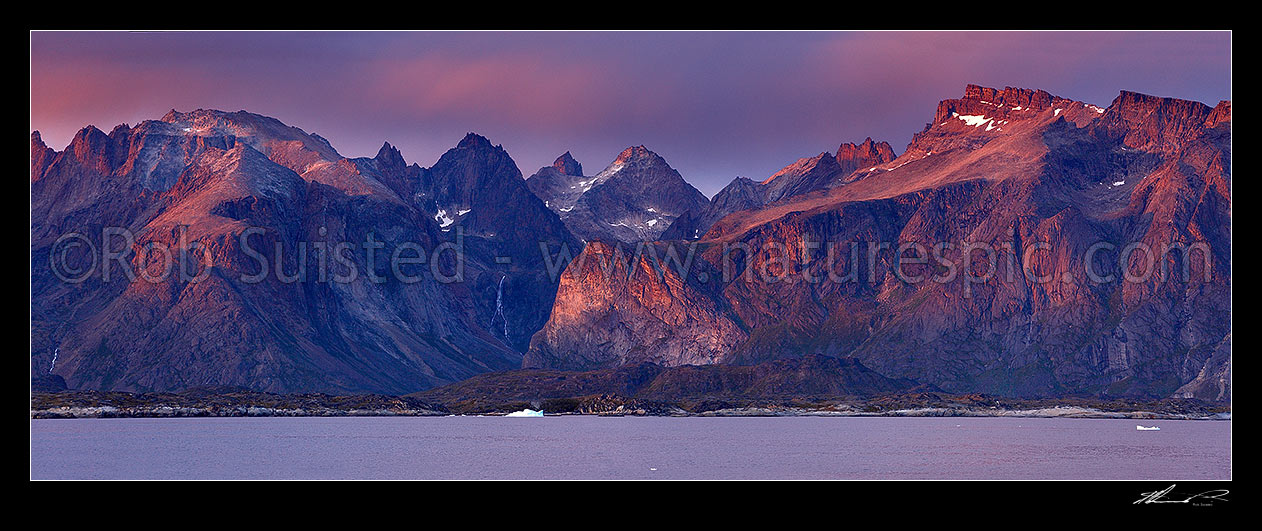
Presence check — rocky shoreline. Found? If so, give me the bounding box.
[29,389,446,419]
[690,406,1231,420]
[30,405,448,419]
[31,389,1230,420]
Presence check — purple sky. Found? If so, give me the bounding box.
[30,31,1231,197]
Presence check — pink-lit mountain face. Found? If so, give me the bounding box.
[526,146,710,244]
[32,84,1231,400]
[661,138,899,241]
[31,110,575,394]
[526,85,1231,400]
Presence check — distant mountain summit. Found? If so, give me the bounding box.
[524,152,588,217]
[31,114,574,394]
[31,83,1232,402]
[526,145,710,243]
[835,137,897,178]
[531,84,1232,401]
[552,151,583,176]
[761,151,842,201]
[659,138,897,241]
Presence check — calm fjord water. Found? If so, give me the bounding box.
[30,416,1230,480]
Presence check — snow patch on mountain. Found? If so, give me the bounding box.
[954,113,992,127]
[435,209,454,227]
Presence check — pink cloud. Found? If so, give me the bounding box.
[367,53,623,132]
[31,31,1229,196]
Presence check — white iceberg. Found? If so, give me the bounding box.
[506,409,544,417]
[1136,425,1160,431]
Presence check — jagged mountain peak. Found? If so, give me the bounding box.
[1206,100,1232,128]
[32,113,574,394]
[927,83,1073,131]
[32,81,1231,401]
[1107,89,1217,117]
[687,140,895,242]
[589,145,679,185]
[66,125,113,161]
[524,158,586,227]
[456,132,497,151]
[552,151,583,176]
[435,133,520,181]
[963,84,1057,109]
[160,140,304,203]
[837,138,896,163]
[896,83,1111,161]
[159,108,182,122]
[593,146,696,190]
[159,108,341,157]
[31,131,56,183]
[1094,89,1225,152]
[160,108,271,131]
[162,107,265,123]
[835,138,897,178]
[762,151,837,185]
[722,175,758,190]
[71,123,108,141]
[108,123,132,138]
[756,151,843,204]
[612,145,659,165]
[526,143,708,244]
[374,141,407,170]
[531,84,1231,402]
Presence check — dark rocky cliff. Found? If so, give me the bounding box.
[526,85,1232,400]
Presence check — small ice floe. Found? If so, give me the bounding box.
[506,409,544,417]
[1136,425,1160,431]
